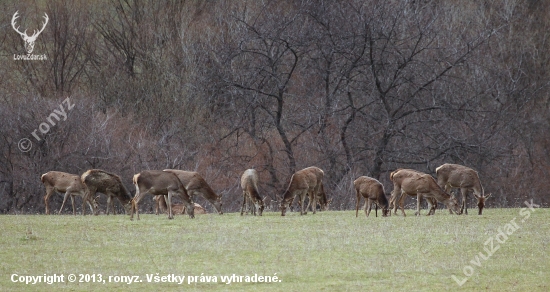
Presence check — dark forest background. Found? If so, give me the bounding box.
[1,0,549,214]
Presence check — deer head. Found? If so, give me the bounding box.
[12,11,49,54]
[447,194,462,215]
[474,193,491,215]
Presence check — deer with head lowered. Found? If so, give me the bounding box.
[11,11,49,54]
[280,166,327,216]
[436,163,490,215]
[240,169,264,216]
[131,170,194,220]
[81,169,133,215]
[390,168,461,216]
[354,176,390,217]
[41,171,98,215]
[309,181,330,212]
[389,169,438,216]
[163,169,223,214]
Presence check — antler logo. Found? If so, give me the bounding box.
[11,11,49,54]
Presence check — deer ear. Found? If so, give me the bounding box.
[485,193,492,199]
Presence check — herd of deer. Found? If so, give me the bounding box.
[40,163,490,219]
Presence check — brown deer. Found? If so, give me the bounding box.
[153,196,207,215]
[300,180,331,212]
[389,169,438,216]
[163,169,223,214]
[436,163,490,215]
[41,171,98,215]
[240,169,264,216]
[354,176,390,217]
[390,168,461,216]
[81,169,133,215]
[317,184,331,211]
[280,166,326,216]
[131,170,194,220]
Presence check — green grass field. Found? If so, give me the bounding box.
[1,207,548,291]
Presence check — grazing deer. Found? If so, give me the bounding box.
[298,181,331,212]
[11,11,49,54]
[41,171,98,215]
[240,169,264,216]
[153,196,207,215]
[389,169,438,216]
[81,169,133,215]
[436,163,490,215]
[280,166,326,216]
[390,169,461,216]
[131,170,194,220]
[163,169,223,214]
[354,176,390,217]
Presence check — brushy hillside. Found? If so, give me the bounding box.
[3,0,550,214]
[1,208,548,291]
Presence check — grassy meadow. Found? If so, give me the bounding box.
[1,207,549,291]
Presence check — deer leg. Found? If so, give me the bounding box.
[365,198,372,217]
[86,198,95,215]
[248,196,254,215]
[310,190,317,214]
[245,196,250,214]
[81,191,87,216]
[444,185,453,214]
[44,188,55,215]
[428,198,437,215]
[415,194,423,216]
[356,190,361,217]
[163,195,169,215]
[389,197,394,215]
[107,193,118,215]
[397,191,407,217]
[391,187,404,216]
[240,192,247,216]
[81,188,94,216]
[252,199,260,216]
[167,192,174,219]
[130,188,143,220]
[303,191,311,215]
[58,192,70,215]
[111,195,117,215]
[300,192,307,215]
[426,197,434,216]
[70,195,76,215]
[461,188,468,215]
[105,195,112,215]
[154,195,159,215]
